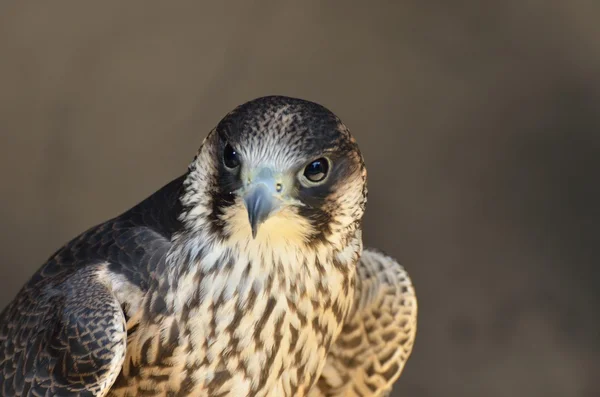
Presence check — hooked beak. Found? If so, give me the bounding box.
[242,177,281,239]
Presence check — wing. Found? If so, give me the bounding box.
[311,249,418,397]
[0,176,183,397]
[0,268,127,397]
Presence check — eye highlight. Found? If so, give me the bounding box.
[303,158,329,183]
[223,143,240,169]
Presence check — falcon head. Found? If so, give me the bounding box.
[181,96,367,248]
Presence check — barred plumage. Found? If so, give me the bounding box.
[0,96,417,397]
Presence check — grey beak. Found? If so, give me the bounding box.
[243,183,278,238]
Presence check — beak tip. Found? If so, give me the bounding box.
[243,183,279,240]
[247,212,258,239]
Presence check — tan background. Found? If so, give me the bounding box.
[1,1,599,396]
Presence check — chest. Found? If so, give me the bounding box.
[111,247,357,397]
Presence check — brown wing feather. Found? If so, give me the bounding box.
[0,268,126,397]
[312,248,418,397]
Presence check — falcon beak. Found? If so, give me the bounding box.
[242,175,282,239]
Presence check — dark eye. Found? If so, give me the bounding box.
[223,143,240,169]
[303,158,329,183]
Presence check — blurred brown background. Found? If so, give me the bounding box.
[1,1,599,396]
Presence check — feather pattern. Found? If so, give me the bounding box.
[310,249,417,397]
[0,96,417,397]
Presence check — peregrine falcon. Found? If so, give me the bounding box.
[0,96,417,397]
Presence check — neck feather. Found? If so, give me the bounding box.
[164,225,361,316]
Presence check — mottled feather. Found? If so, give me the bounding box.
[0,96,417,397]
[310,249,417,397]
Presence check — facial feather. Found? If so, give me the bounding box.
[113,96,368,397]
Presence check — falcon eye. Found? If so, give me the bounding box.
[223,143,240,169]
[303,158,329,183]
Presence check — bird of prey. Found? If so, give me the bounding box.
[0,96,417,397]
